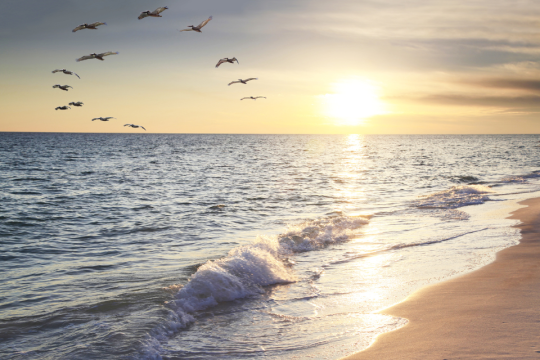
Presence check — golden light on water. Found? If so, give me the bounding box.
[321,79,388,126]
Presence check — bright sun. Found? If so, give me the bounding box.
[321,79,388,126]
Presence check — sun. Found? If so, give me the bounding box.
[321,79,388,126]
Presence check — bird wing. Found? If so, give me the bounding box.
[141,126,146,131]
[240,97,252,100]
[105,117,115,120]
[98,51,119,57]
[124,124,133,127]
[89,22,106,27]
[73,72,80,79]
[92,118,100,121]
[228,80,241,86]
[76,54,94,62]
[197,16,212,28]
[233,57,239,64]
[52,69,62,73]
[152,7,168,15]
[215,59,226,68]
[255,96,266,99]
[72,24,85,32]
[52,85,60,88]
[138,12,149,20]
[245,78,258,82]
[178,28,193,32]
[69,102,74,105]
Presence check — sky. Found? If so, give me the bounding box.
[1,0,540,134]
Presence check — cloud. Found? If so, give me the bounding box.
[419,94,540,110]
[460,78,540,92]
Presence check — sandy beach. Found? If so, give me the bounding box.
[343,197,540,360]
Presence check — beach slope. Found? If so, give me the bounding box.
[343,198,540,360]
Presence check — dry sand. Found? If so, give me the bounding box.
[342,198,540,360]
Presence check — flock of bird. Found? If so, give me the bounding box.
[52,6,266,132]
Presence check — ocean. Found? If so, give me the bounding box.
[1,133,540,360]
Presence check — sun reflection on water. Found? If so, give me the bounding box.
[331,134,368,212]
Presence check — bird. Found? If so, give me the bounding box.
[52,69,80,79]
[215,57,239,68]
[241,96,266,100]
[72,22,107,32]
[76,51,119,62]
[124,124,146,131]
[52,84,72,91]
[92,117,115,121]
[55,106,71,110]
[138,7,168,20]
[228,78,258,86]
[178,16,212,32]
[69,102,83,107]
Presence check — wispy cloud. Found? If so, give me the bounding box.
[419,94,540,110]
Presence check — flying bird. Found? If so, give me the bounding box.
[92,117,115,121]
[179,16,212,32]
[138,7,168,20]
[124,124,146,131]
[69,102,84,107]
[241,96,266,100]
[72,22,107,32]
[52,69,80,79]
[76,51,119,62]
[216,57,239,68]
[55,106,71,110]
[52,84,72,91]
[228,78,258,86]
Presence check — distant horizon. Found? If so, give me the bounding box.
[2,131,539,135]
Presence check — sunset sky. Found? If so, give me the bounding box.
[1,0,540,134]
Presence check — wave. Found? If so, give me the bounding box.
[415,185,493,209]
[138,214,369,358]
[451,175,480,183]
[500,170,540,184]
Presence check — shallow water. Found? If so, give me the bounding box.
[1,133,540,359]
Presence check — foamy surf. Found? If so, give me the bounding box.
[138,214,370,358]
[415,184,494,209]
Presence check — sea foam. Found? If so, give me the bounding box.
[139,214,369,359]
[415,185,493,209]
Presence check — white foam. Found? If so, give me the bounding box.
[138,215,369,359]
[278,215,370,252]
[415,185,494,209]
[501,170,540,184]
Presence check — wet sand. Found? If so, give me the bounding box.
[343,197,540,360]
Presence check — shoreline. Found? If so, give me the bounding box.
[342,197,540,360]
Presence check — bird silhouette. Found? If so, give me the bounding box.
[76,51,119,62]
[216,57,239,68]
[179,16,212,32]
[240,96,266,100]
[72,22,106,32]
[228,78,258,86]
[52,69,80,79]
[124,124,146,131]
[52,84,72,91]
[139,7,168,20]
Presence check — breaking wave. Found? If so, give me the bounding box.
[415,185,493,209]
[139,214,369,358]
[500,170,540,184]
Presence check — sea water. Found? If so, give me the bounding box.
[1,133,539,359]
